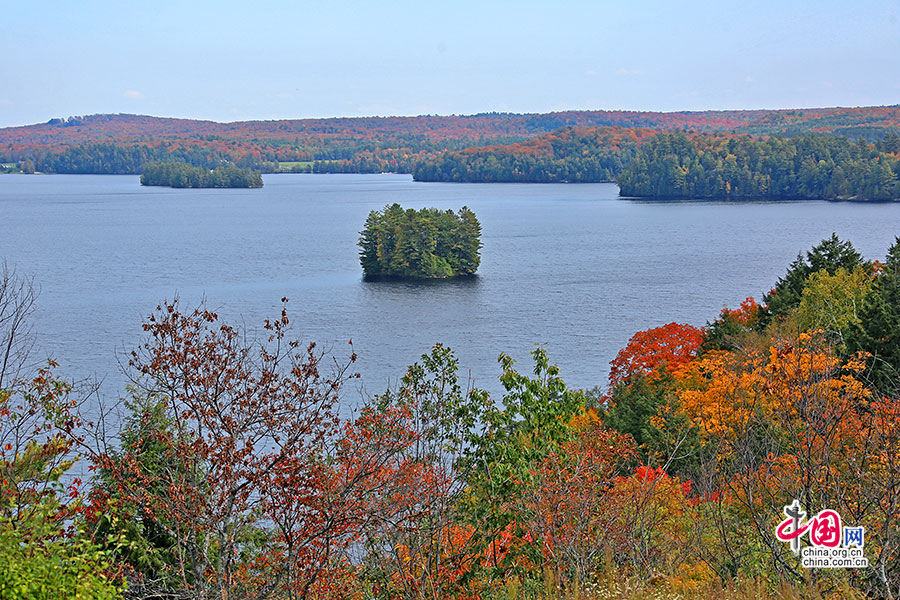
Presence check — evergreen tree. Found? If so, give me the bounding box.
[847,237,900,396]
[140,161,263,188]
[758,233,867,328]
[358,204,482,279]
[618,132,900,200]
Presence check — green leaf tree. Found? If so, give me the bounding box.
[793,264,873,346]
[1,369,124,600]
[460,348,583,579]
[759,233,867,328]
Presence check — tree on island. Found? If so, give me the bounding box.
[140,160,263,188]
[358,204,482,279]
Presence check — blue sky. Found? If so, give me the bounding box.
[1,0,898,128]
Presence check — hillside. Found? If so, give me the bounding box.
[2,106,899,175]
[414,125,900,199]
[5,106,900,147]
[413,126,657,182]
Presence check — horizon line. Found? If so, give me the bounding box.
[4,103,900,130]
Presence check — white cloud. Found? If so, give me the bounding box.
[123,90,145,99]
[0,99,11,106]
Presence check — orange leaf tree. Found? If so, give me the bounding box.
[608,322,705,388]
[605,323,705,472]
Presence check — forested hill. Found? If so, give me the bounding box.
[411,124,900,199]
[2,106,900,175]
[413,126,656,183]
[618,131,900,201]
[6,106,900,148]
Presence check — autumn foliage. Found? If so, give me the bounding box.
[6,106,900,177]
[4,235,900,598]
[608,322,705,387]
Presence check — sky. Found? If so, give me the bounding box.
[1,0,899,128]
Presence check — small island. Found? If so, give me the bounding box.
[358,203,482,279]
[140,160,263,188]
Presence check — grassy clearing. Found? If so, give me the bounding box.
[277,160,312,170]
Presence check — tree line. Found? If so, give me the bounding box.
[7,123,900,203]
[11,137,514,176]
[28,142,237,174]
[412,126,646,183]
[413,127,900,199]
[617,131,900,200]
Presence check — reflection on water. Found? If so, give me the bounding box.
[362,274,481,290]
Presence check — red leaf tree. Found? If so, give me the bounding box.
[88,300,391,600]
[608,323,705,388]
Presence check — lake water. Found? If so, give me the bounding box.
[1,174,898,407]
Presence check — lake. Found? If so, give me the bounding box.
[1,174,898,407]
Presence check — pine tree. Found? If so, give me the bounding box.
[758,233,867,329]
[847,237,900,396]
[357,204,481,278]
